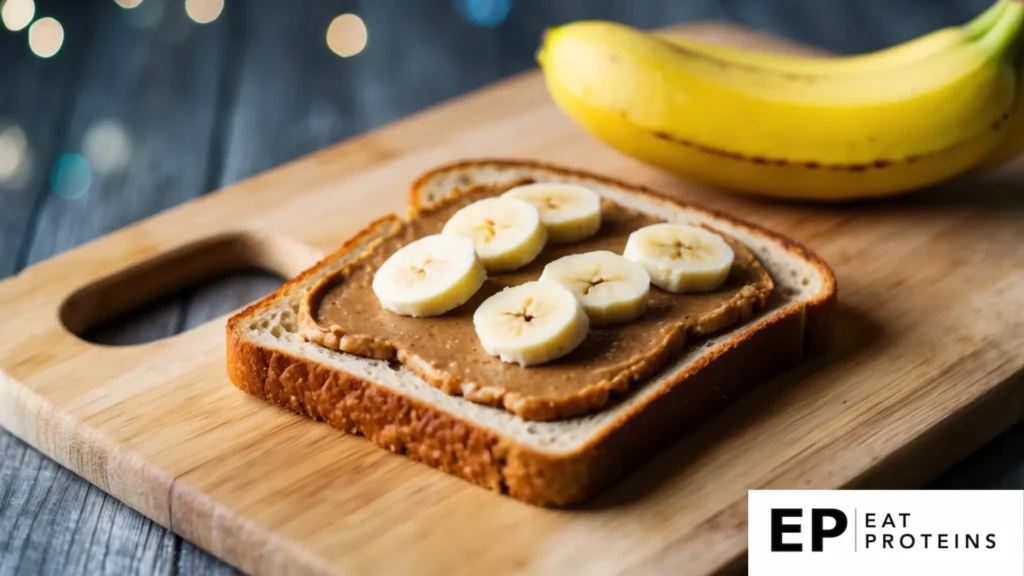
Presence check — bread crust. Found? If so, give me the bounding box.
[226,160,838,507]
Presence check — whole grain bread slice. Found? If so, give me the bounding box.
[226,159,837,507]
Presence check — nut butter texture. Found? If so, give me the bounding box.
[299,183,773,421]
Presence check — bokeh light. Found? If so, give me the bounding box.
[0,125,32,190]
[326,13,367,58]
[1,0,34,32]
[114,0,143,8]
[28,17,63,58]
[50,154,92,200]
[453,0,512,28]
[0,126,27,181]
[83,120,133,174]
[185,0,223,24]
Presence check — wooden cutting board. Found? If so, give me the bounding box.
[2,23,1024,576]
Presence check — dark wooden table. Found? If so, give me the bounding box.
[1,0,1019,573]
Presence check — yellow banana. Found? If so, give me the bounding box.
[972,38,1024,173]
[654,0,1009,76]
[537,4,1023,201]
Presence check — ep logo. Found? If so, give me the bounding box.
[750,490,1024,576]
[771,508,848,552]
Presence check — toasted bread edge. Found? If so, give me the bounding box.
[225,160,838,507]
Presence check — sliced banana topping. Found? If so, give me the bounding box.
[502,182,602,243]
[371,234,486,317]
[539,251,650,326]
[473,280,590,367]
[623,223,734,293]
[442,197,547,272]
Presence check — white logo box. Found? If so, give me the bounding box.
[748,490,1024,576]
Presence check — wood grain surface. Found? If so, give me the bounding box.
[4,19,1024,575]
[0,0,1016,574]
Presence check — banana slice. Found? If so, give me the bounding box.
[371,234,486,317]
[623,223,734,293]
[502,182,602,243]
[539,251,650,326]
[442,197,547,272]
[473,280,590,367]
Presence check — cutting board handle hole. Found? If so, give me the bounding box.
[59,232,321,346]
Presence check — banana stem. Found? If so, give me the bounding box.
[964,0,1010,39]
[978,1,1024,57]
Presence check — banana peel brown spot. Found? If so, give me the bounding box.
[647,109,1011,172]
[991,112,1012,130]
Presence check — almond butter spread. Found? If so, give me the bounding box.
[299,183,773,421]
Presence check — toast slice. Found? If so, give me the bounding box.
[298,180,775,421]
[226,159,837,507]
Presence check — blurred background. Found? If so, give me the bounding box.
[0,0,1012,574]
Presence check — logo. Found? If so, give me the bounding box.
[770,508,848,552]
[748,490,1023,576]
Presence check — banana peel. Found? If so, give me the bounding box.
[536,1,1024,201]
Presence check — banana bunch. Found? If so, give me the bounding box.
[537,0,1024,201]
[372,184,735,366]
